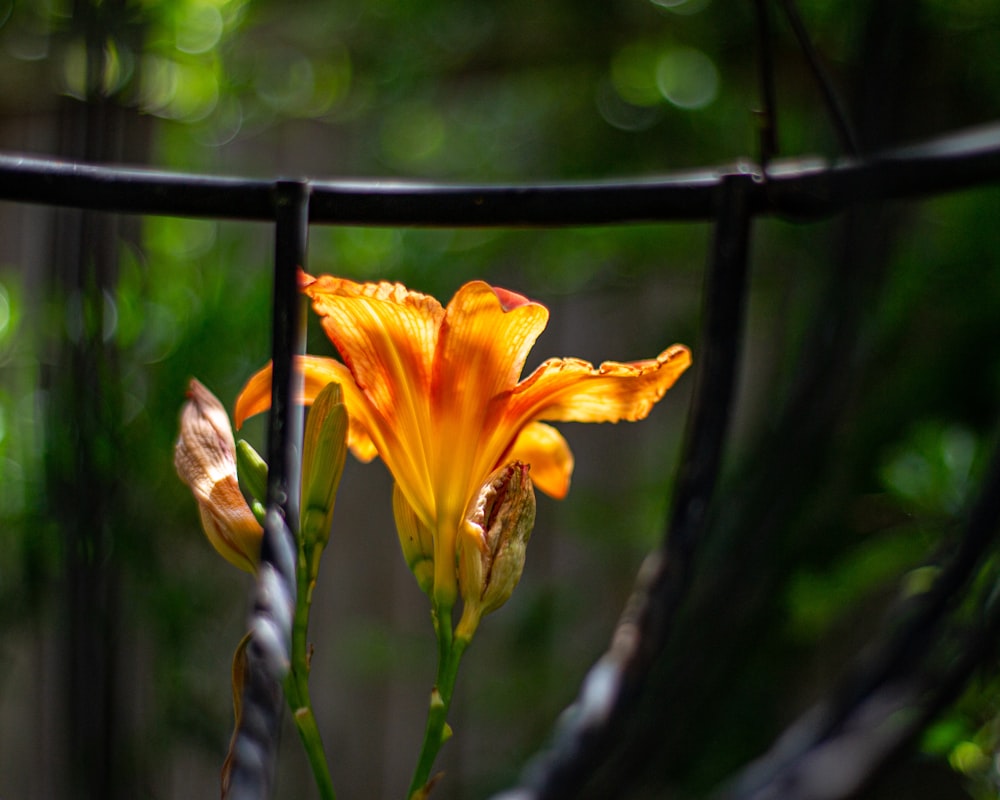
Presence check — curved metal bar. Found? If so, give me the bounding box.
[490,173,754,800]
[0,121,997,225]
[225,181,310,799]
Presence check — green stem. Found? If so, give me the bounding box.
[284,672,336,800]
[284,544,337,800]
[406,604,470,799]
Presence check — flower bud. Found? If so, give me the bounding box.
[393,482,436,596]
[300,381,348,555]
[236,439,268,524]
[456,462,536,639]
[175,379,262,573]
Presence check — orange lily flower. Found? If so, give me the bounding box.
[236,274,691,606]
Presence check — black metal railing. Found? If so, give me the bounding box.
[2,121,999,224]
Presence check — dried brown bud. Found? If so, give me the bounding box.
[175,379,262,573]
[456,461,536,638]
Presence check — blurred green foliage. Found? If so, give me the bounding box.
[0,0,999,798]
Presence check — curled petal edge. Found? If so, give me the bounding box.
[512,344,692,425]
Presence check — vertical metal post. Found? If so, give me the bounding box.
[53,2,149,797]
[264,180,310,545]
[494,174,754,800]
[666,172,753,559]
[225,180,310,800]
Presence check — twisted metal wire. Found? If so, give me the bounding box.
[224,181,310,800]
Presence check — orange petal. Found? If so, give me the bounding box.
[431,281,550,512]
[507,422,574,499]
[304,276,442,415]
[234,355,341,426]
[510,344,691,426]
[434,281,548,406]
[234,355,378,463]
[304,276,444,512]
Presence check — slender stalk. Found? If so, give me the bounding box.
[284,544,337,800]
[752,0,779,166]
[407,604,470,799]
[777,0,861,155]
[284,674,336,800]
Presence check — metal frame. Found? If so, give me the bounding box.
[1,120,998,224]
[2,119,1000,799]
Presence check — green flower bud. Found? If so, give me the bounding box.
[393,483,436,596]
[300,381,349,554]
[236,439,268,525]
